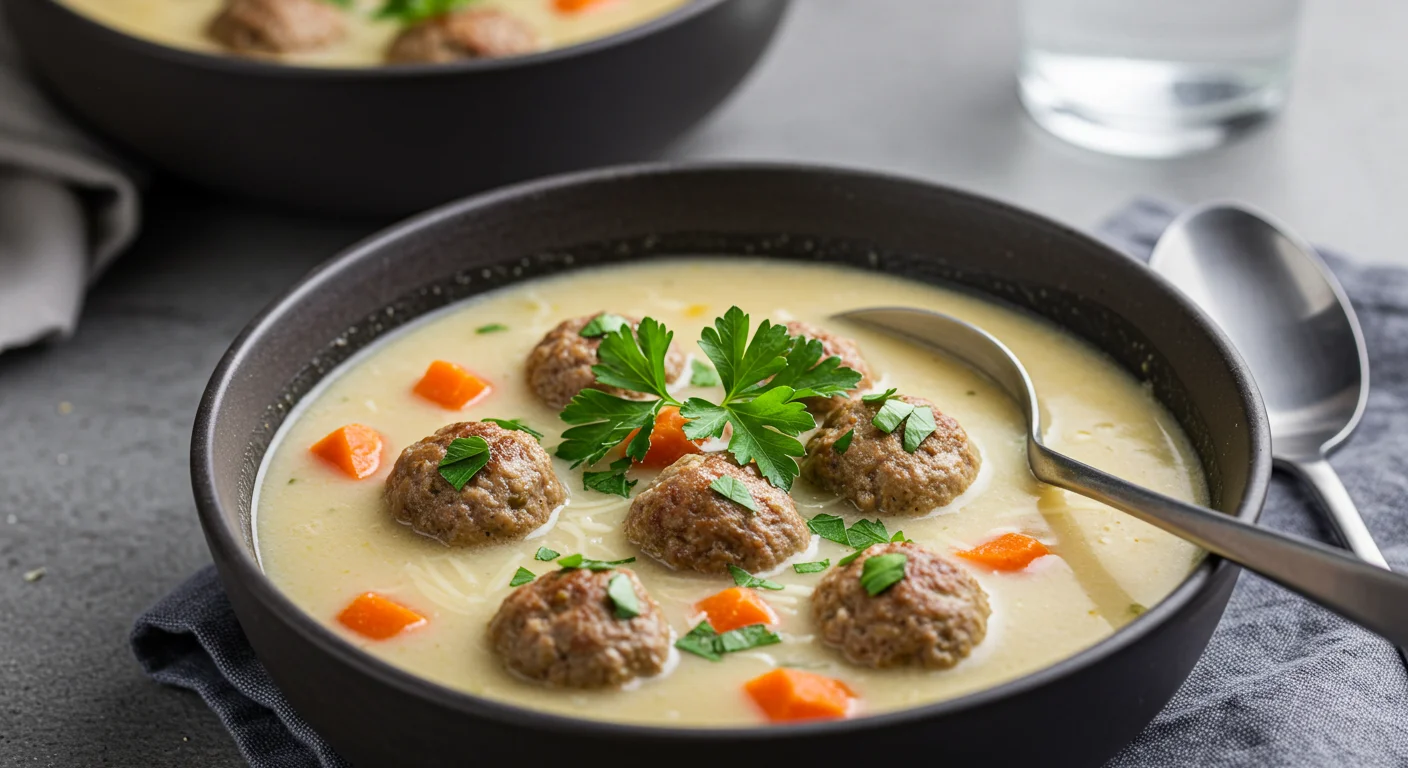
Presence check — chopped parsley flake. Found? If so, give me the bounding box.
[583,457,637,498]
[534,546,560,561]
[807,513,849,545]
[866,390,937,453]
[578,312,631,338]
[903,406,937,453]
[509,567,535,587]
[607,573,641,619]
[557,554,636,571]
[793,560,830,574]
[674,621,781,661]
[729,564,783,591]
[1129,603,1148,616]
[709,475,759,513]
[438,436,491,491]
[834,429,854,454]
[475,323,508,334]
[375,0,476,23]
[481,417,543,440]
[690,359,721,387]
[872,397,915,434]
[845,518,891,549]
[860,552,907,595]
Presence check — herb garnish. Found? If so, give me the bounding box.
[579,312,631,338]
[860,552,907,596]
[480,418,543,440]
[555,308,861,490]
[534,546,559,561]
[709,475,759,512]
[557,554,637,571]
[807,513,849,545]
[690,359,721,387]
[476,323,508,334]
[607,574,641,619]
[729,564,783,591]
[438,436,491,491]
[509,567,535,587]
[863,389,936,453]
[375,0,477,23]
[675,621,781,661]
[793,560,830,574]
[583,457,637,498]
[834,429,854,454]
[810,513,910,565]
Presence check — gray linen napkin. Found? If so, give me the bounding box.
[0,8,141,352]
[130,200,1408,767]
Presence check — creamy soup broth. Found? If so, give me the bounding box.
[253,259,1206,726]
[57,0,687,66]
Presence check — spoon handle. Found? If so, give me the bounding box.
[1278,457,1389,568]
[1032,445,1408,647]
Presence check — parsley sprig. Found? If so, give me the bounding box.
[555,308,861,491]
[808,513,911,567]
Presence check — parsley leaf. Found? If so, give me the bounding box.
[583,457,637,498]
[438,436,491,491]
[836,548,868,567]
[556,391,659,468]
[509,567,535,587]
[607,573,641,619]
[807,513,849,545]
[834,428,855,454]
[578,312,630,338]
[846,518,892,549]
[475,323,507,334]
[903,405,937,453]
[557,554,636,571]
[872,398,915,434]
[481,418,543,440]
[709,475,759,512]
[534,546,559,561]
[674,621,781,661]
[862,388,899,404]
[765,334,863,399]
[793,560,830,574]
[860,552,907,595]
[891,530,911,543]
[375,0,476,23]
[698,307,792,400]
[729,564,783,591]
[701,386,812,491]
[591,319,675,398]
[690,359,721,387]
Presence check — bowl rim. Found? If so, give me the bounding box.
[192,160,1272,742]
[29,0,730,78]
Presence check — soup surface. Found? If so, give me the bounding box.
[58,0,687,67]
[254,259,1206,727]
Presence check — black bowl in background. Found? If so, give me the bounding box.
[193,163,1270,767]
[5,0,788,216]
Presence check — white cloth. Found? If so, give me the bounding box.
[0,7,141,352]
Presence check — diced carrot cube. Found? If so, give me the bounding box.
[414,360,490,410]
[696,587,778,633]
[744,668,856,723]
[626,406,703,468]
[309,424,383,479]
[956,532,1050,571]
[554,0,613,12]
[337,592,426,640]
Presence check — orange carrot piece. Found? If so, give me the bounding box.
[627,406,703,468]
[745,668,856,723]
[696,587,778,633]
[956,532,1050,571]
[337,592,426,640]
[413,360,491,410]
[554,0,613,12]
[309,424,383,479]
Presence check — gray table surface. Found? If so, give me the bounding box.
[3,1,1406,765]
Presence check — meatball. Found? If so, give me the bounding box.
[624,454,810,574]
[387,9,540,64]
[525,313,687,410]
[488,567,671,688]
[802,395,980,516]
[812,542,989,669]
[384,422,566,547]
[208,0,345,54]
[783,321,874,417]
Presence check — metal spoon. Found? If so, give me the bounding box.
[836,306,1408,646]
[1148,203,1387,567]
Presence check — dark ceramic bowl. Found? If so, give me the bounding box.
[5,0,788,216]
[193,163,1270,767]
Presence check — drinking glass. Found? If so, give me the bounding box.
[1018,0,1304,158]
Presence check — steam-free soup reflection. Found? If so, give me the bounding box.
[254,260,1206,726]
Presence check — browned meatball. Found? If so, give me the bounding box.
[208,0,345,54]
[384,422,566,547]
[812,542,989,669]
[525,313,686,410]
[802,395,980,516]
[624,454,810,575]
[488,567,671,688]
[783,321,874,418]
[386,9,540,64]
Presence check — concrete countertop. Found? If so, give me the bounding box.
[3,1,1404,765]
